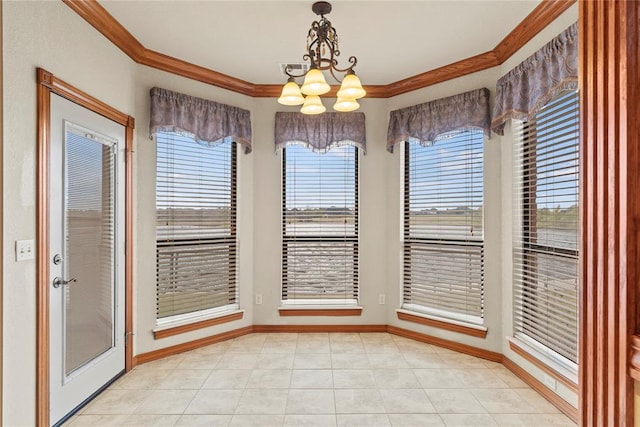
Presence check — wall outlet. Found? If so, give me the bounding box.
[542,374,557,391]
[378,294,386,305]
[15,239,35,261]
[255,294,263,305]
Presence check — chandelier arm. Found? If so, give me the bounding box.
[330,56,358,74]
[284,64,308,80]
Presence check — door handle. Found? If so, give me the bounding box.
[53,277,77,288]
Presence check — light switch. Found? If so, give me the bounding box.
[16,239,35,261]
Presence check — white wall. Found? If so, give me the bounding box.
[2,1,137,425]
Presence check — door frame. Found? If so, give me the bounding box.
[36,68,134,427]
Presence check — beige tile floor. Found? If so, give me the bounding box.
[65,333,576,427]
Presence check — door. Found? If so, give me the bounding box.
[49,94,126,425]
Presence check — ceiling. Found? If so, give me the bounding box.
[100,0,540,86]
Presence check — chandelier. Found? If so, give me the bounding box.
[277,1,366,114]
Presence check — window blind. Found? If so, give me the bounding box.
[513,90,579,364]
[282,145,358,303]
[403,131,484,324]
[156,132,237,321]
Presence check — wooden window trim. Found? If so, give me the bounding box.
[153,310,244,339]
[278,307,363,317]
[396,309,487,339]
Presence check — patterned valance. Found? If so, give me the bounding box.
[491,23,578,135]
[386,88,491,153]
[274,112,366,154]
[149,87,252,154]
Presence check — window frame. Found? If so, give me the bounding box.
[280,145,360,306]
[512,90,580,372]
[155,132,239,328]
[401,131,486,328]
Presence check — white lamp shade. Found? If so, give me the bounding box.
[277,80,305,106]
[337,73,366,99]
[300,68,331,95]
[333,97,360,112]
[300,95,326,115]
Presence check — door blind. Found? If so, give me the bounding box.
[403,130,484,324]
[513,90,579,364]
[282,145,358,303]
[156,132,237,321]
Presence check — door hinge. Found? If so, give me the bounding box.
[125,331,134,346]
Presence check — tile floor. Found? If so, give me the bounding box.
[65,333,576,426]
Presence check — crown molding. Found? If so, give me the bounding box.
[386,51,500,97]
[139,49,255,96]
[61,0,144,61]
[493,0,576,62]
[64,0,576,98]
[252,83,389,99]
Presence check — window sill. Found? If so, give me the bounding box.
[396,309,487,338]
[508,337,578,392]
[278,306,363,316]
[153,310,244,339]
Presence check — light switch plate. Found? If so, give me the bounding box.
[16,239,35,261]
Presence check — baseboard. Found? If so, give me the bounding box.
[135,325,253,365]
[502,357,578,423]
[387,325,502,362]
[253,324,387,333]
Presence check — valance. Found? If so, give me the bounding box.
[149,87,252,154]
[491,23,578,135]
[386,88,491,153]
[274,112,366,154]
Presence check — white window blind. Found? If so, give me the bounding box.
[513,90,579,364]
[282,145,358,303]
[403,130,484,324]
[156,132,237,321]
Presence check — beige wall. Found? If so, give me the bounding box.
[251,96,392,326]
[498,4,579,408]
[386,68,504,353]
[2,1,582,425]
[133,66,254,354]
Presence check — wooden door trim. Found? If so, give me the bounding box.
[36,68,135,426]
[578,1,640,425]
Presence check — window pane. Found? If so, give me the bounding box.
[156,132,237,320]
[513,90,579,364]
[403,130,485,323]
[282,145,358,302]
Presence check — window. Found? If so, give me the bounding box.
[403,130,484,325]
[513,90,579,365]
[282,145,358,304]
[156,132,237,323]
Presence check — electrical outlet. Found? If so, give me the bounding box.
[378,294,386,305]
[542,374,557,391]
[15,239,35,261]
[255,294,263,305]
